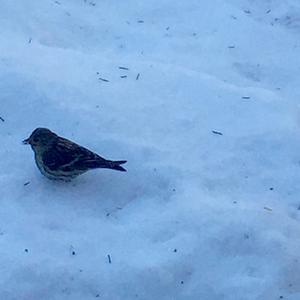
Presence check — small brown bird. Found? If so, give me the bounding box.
[23,128,127,181]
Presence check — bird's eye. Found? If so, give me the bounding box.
[33,138,38,142]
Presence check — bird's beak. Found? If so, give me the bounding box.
[22,138,30,145]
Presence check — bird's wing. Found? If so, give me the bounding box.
[43,138,107,171]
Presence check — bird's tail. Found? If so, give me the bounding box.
[107,160,127,172]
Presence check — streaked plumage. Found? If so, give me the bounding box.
[23,128,127,181]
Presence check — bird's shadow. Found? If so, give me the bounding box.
[24,144,179,219]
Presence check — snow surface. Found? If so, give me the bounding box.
[1,0,300,299]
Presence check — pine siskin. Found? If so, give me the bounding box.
[23,128,127,181]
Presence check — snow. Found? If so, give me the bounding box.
[0,0,300,299]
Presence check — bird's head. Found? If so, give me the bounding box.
[23,128,58,150]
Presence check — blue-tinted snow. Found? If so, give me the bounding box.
[0,0,300,299]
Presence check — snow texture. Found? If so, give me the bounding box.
[0,0,300,299]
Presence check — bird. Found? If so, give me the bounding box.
[23,128,127,181]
